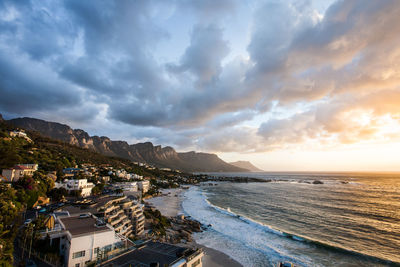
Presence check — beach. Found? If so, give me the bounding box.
[146,188,242,267]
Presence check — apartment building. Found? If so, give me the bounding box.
[95,195,145,237]
[56,215,124,267]
[138,180,150,193]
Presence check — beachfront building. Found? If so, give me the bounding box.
[96,196,145,237]
[58,195,145,238]
[138,180,150,193]
[60,216,124,267]
[43,214,125,267]
[121,198,145,236]
[1,164,38,182]
[113,182,138,192]
[56,179,94,197]
[100,241,204,267]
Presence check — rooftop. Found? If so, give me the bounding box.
[13,165,30,170]
[100,242,197,267]
[60,215,112,237]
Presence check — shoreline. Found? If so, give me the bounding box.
[146,187,243,267]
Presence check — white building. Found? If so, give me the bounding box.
[19,164,38,171]
[113,182,137,192]
[138,180,150,193]
[9,130,32,142]
[57,215,124,267]
[56,179,95,197]
[1,164,37,182]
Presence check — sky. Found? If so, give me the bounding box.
[1,0,400,172]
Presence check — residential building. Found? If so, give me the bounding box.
[120,198,145,236]
[113,182,138,192]
[100,241,204,267]
[59,195,146,238]
[9,130,32,142]
[19,164,38,171]
[46,214,125,267]
[56,179,94,197]
[95,196,145,237]
[100,176,110,183]
[138,180,150,193]
[1,164,37,182]
[63,168,83,178]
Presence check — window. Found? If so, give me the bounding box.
[72,250,85,259]
[191,259,201,267]
[75,264,80,267]
[94,247,100,254]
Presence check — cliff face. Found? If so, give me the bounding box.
[229,161,264,172]
[8,117,248,173]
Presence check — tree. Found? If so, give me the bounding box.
[91,184,104,196]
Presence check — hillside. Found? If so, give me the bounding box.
[0,120,152,176]
[229,161,264,172]
[8,117,248,173]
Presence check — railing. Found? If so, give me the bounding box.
[38,225,63,235]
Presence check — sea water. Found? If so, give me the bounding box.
[181,172,400,266]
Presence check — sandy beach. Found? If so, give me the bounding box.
[146,188,242,267]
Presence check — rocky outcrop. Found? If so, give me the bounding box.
[165,216,203,244]
[8,117,248,173]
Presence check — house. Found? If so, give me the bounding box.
[45,214,126,267]
[55,179,94,197]
[1,164,37,182]
[61,195,145,237]
[100,176,110,183]
[19,164,38,171]
[63,168,83,178]
[9,130,33,142]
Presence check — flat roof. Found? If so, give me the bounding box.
[60,216,111,237]
[101,242,189,267]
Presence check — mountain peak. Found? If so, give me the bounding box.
[8,116,248,173]
[229,161,264,172]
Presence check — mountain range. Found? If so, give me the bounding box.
[229,161,264,172]
[7,117,252,173]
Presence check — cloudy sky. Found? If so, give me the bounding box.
[1,0,400,171]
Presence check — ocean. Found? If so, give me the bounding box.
[181,172,400,267]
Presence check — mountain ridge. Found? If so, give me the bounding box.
[229,161,264,172]
[8,117,248,173]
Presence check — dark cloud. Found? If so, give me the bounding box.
[1,0,400,153]
[0,49,82,114]
[167,24,229,86]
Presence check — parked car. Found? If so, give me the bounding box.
[24,219,32,226]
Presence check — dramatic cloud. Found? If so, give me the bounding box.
[1,0,400,161]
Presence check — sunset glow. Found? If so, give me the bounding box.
[1,0,400,171]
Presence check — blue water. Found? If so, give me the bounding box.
[182,172,400,266]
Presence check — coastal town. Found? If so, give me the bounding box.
[0,123,213,267]
[0,114,277,267]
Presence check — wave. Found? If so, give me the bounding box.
[185,187,399,267]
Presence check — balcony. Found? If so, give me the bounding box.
[108,209,124,221]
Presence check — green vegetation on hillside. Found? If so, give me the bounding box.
[0,120,158,265]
